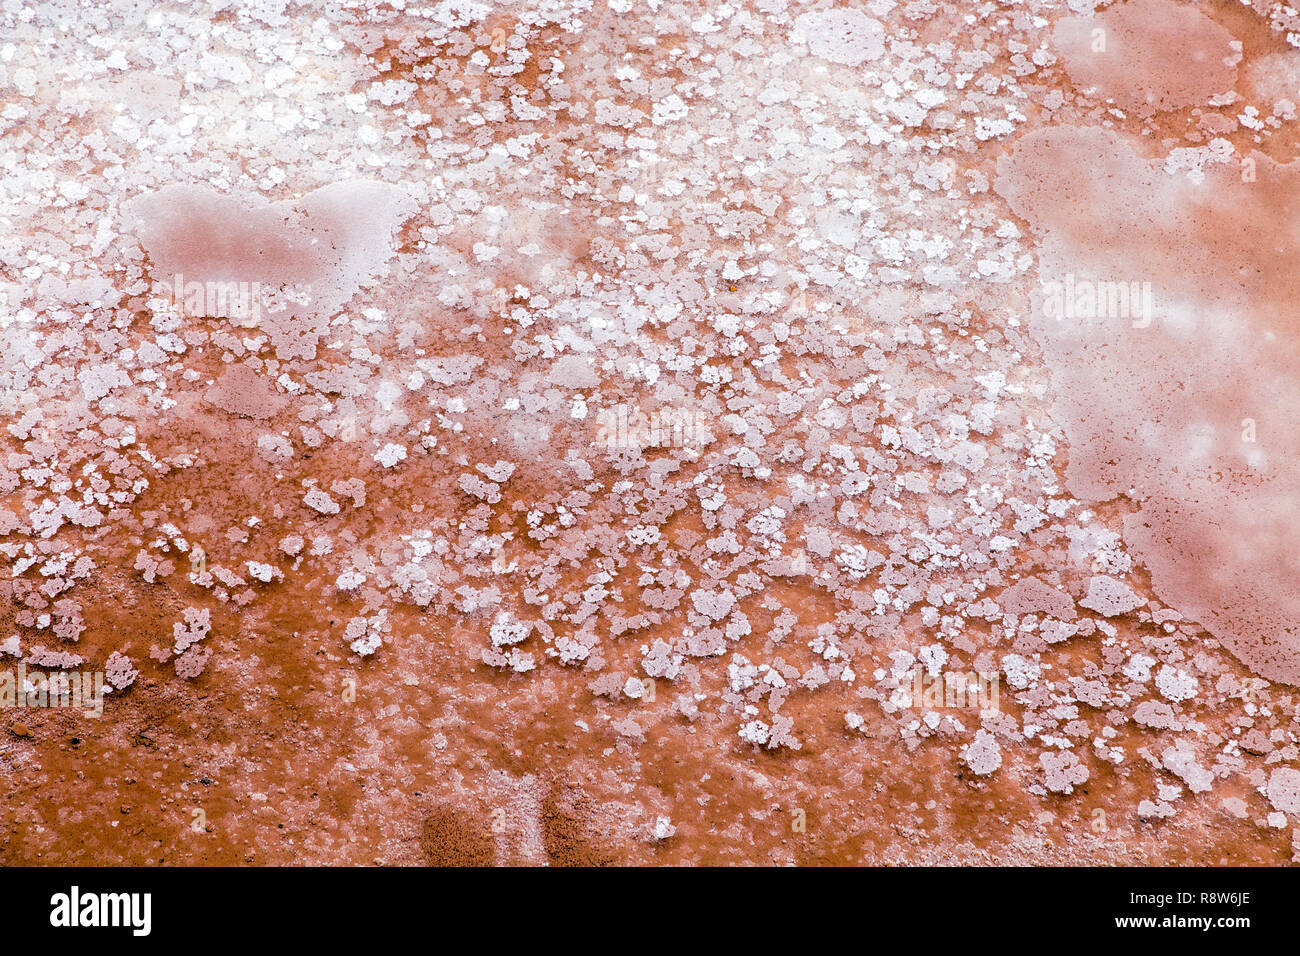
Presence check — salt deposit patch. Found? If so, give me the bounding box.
[1052,0,1239,114]
[1244,51,1300,112]
[1267,767,1300,815]
[793,9,886,66]
[203,363,287,420]
[123,181,416,358]
[996,123,1300,684]
[1079,575,1144,618]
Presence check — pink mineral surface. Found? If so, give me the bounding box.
[1,0,1298,867]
